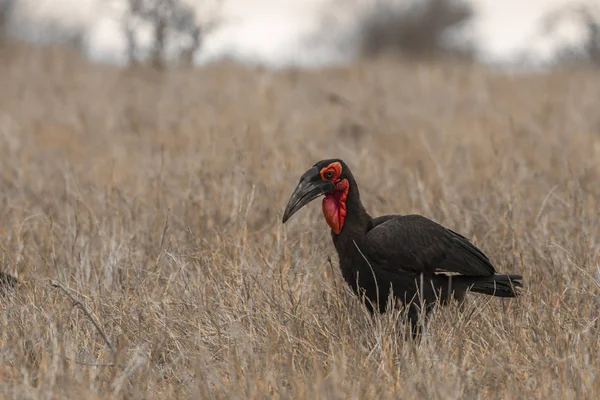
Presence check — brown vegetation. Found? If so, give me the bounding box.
[0,46,599,399]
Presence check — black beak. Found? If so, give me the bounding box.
[282,167,335,223]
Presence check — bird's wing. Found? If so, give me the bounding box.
[363,214,496,276]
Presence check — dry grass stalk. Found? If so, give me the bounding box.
[0,45,599,399]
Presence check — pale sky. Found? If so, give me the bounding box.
[9,0,599,67]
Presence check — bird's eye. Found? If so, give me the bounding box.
[324,171,334,180]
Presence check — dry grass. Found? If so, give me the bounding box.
[0,44,599,399]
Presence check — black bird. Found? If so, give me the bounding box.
[282,159,523,336]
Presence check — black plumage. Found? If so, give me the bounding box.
[282,158,523,336]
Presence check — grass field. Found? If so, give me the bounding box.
[0,44,599,399]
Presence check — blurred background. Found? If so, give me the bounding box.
[1,0,599,70]
[1,2,600,398]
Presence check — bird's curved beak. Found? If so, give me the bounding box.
[282,167,335,223]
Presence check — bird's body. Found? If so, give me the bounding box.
[282,159,523,336]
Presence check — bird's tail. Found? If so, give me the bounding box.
[455,274,523,298]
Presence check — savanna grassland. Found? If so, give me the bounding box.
[0,43,599,399]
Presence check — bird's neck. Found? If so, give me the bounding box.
[328,179,371,238]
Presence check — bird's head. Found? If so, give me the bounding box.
[282,159,351,234]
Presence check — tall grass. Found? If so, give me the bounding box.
[0,46,599,399]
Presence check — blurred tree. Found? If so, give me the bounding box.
[0,0,13,42]
[315,0,476,61]
[542,2,600,68]
[124,0,222,69]
[358,0,474,59]
[3,0,85,52]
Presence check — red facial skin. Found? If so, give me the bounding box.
[319,162,349,234]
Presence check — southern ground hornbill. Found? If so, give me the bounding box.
[282,159,523,336]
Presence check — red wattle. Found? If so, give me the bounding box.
[322,179,349,234]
